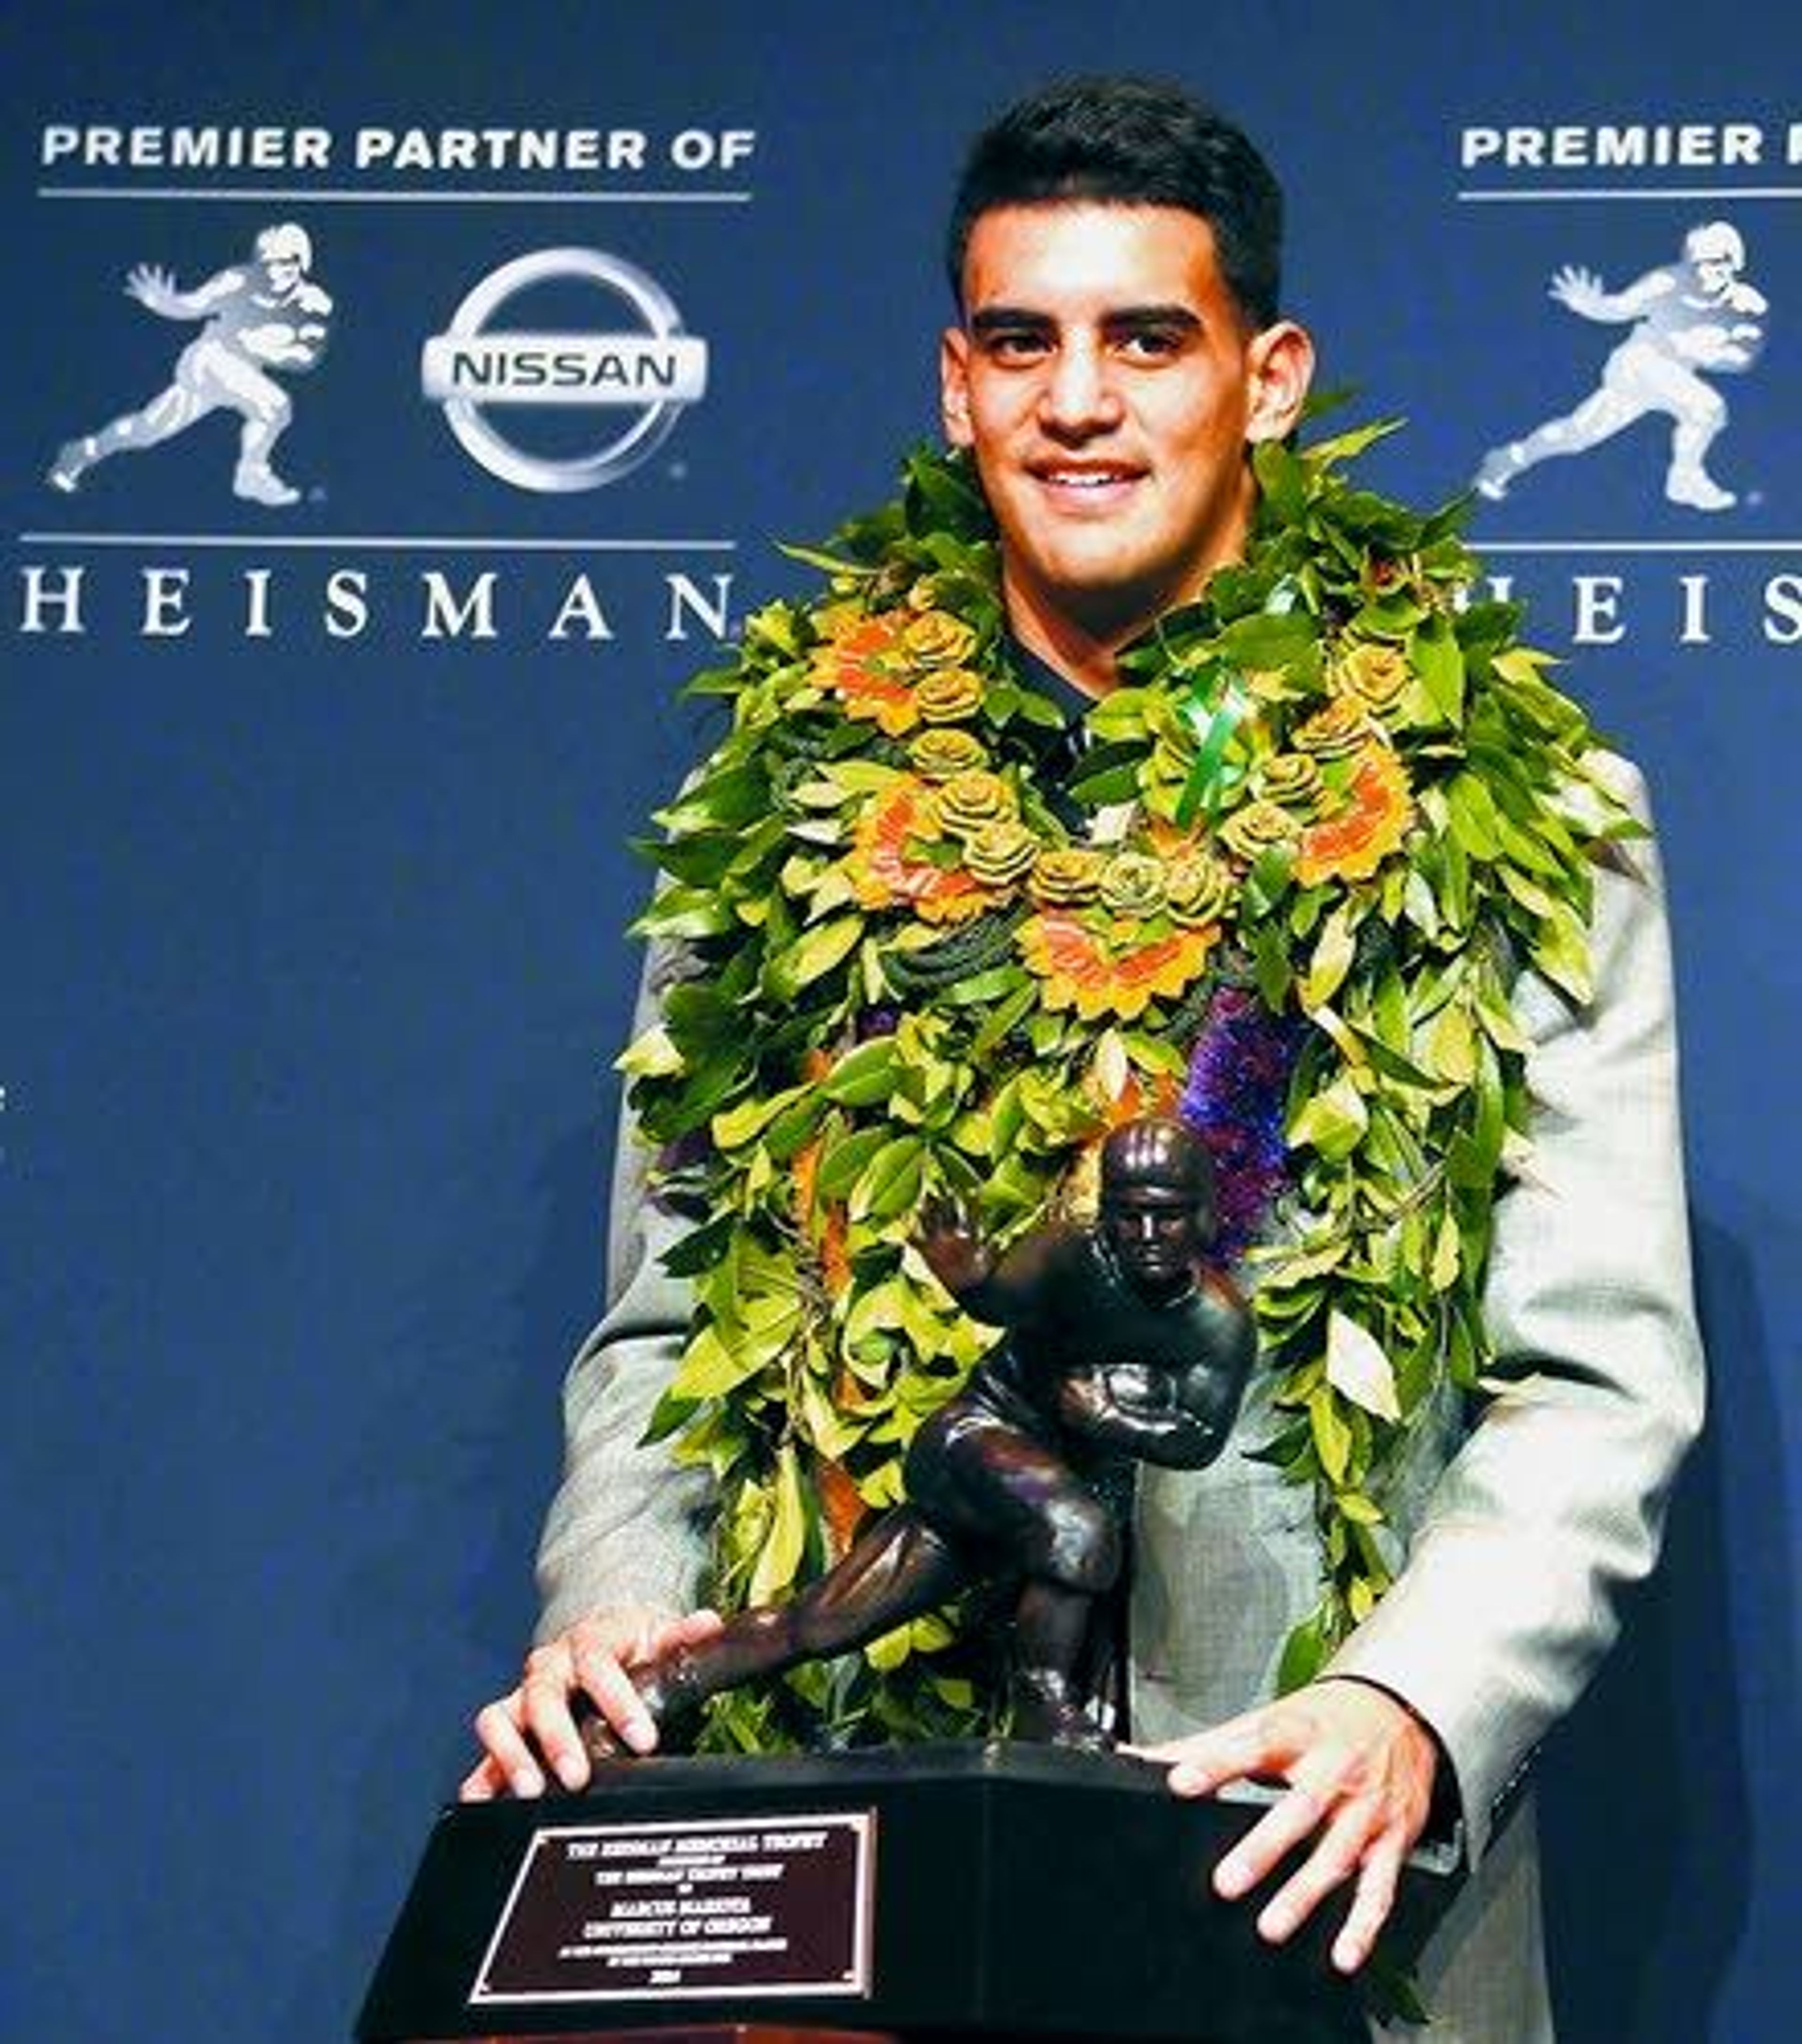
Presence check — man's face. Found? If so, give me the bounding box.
[940,203,1312,669]
[1102,1183,1206,1296]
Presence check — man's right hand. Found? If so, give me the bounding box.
[460,1604,722,1801]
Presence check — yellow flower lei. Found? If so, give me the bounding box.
[623,425,1633,1750]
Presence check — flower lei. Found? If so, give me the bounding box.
[623,422,1633,1753]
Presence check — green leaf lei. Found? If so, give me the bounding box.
[621,423,1634,1753]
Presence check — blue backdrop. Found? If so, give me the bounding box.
[4,4,1797,2037]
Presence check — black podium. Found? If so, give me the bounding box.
[359,1744,1459,2043]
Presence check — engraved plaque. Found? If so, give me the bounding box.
[470,1810,876,2007]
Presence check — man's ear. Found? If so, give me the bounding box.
[940,325,974,448]
[1245,320,1315,445]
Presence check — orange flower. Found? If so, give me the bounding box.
[846,775,993,924]
[818,1202,853,1297]
[1296,743,1415,885]
[794,1137,822,1225]
[1020,910,1216,1022]
[1100,1068,1182,1126]
[817,1455,869,1561]
[813,614,919,735]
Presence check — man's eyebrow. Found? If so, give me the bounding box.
[968,305,1054,335]
[1105,305,1205,333]
[966,303,1206,335]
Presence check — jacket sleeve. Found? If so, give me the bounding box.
[1325,757,1706,1861]
[533,946,712,1642]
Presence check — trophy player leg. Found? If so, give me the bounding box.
[908,1409,1123,1748]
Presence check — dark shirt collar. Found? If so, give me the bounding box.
[1007,635,1099,822]
[1010,636,1100,723]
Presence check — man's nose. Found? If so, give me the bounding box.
[1038,340,1123,436]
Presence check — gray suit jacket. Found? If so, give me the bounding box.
[534,756,1705,2044]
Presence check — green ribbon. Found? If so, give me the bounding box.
[1174,578,1301,825]
[1176,661,1251,825]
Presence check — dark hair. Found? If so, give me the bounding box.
[945,75,1284,330]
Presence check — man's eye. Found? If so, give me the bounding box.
[988,333,1048,362]
[1118,328,1184,360]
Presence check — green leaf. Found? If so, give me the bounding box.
[1307,1385,1354,1485]
[664,980,749,1055]
[671,1321,764,1399]
[821,1037,903,1107]
[1426,1000,1477,1086]
[1288,1072,1368,1160]
[1248,918,1294,1010]
[862,1619,915,1673]
[1066,738,1152,805]
[1325,1310,1401,1421]
[1276,1602,1333,1693]
[1444,773,1502,860]
[816,1124,892,1202]
[1412,614,1466,725]
[659,1212,737,1278]
[641,1387,701,1445]
[1241,844,1295,920]
[1219,610,1321,676]
[712,1092,785,1151]
[765,1090,827,1164]
[1448,1043,1506,1189]
[940,963,1031,1008]
[765,915,862,999]
[849,1135,928,1225]
[616,1025,682,1079]
[970,979,1038,1058]
[655,763,770,834]
[799,1373,865,1458]
[1529,900,1594,1005]
[1301,902,1358,1010]
[631,885,735,941]
[1335,1491,1386,1526]
[1430,1209,1462,1291]
[748,1447,808,1605]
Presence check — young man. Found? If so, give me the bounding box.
[465,78,1703,2039]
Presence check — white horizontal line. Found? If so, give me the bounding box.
[17,531,738,552]
[1477,539,1802,555]
[38,184,752,205]
[1458,185,1802,203]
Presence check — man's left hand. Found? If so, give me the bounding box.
[1132,1678,1439,1975]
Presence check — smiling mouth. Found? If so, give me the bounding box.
[1031,464,1145,509]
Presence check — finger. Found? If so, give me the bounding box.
[568,1640,657,1761]
[1211,1782,1326,1901]
[1331,1830,1406,1974]
[1137,1711,1299,1797]
[653,1607,724,1654]
[1254,1802,1374,1943]
[473,1696,546,1799]
[458,1751,509,1803]
[516,1651,602,1789]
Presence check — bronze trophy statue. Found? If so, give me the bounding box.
[362,1120,1438,2040]
[582,1116,1256,1761]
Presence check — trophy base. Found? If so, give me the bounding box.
[359,1742,1459,2043]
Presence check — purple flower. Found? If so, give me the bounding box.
[1177,986,1304,1261]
